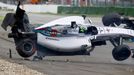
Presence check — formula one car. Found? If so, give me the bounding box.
[1,2,134,61]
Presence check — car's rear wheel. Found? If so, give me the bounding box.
[16,39,36,58]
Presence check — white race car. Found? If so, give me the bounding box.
[1,2,134,61]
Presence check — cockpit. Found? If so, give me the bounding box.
[36,21,98,37]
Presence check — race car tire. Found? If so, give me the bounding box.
[112,45,131,61]
[16,39,36,58]
[102,13,121,26]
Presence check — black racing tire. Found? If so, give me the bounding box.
[102,13,121,26]
[16,39,36,58]
[112,45,131,61]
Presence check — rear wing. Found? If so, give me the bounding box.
[1,13,16,31]
[1,1,32,32]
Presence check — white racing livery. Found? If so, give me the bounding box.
[1,2,134,61]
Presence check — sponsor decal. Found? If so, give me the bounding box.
[106,29,110,32]
[36,27,62,37]
[46,37,59,41]
[50,29,58,37]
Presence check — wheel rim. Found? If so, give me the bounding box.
[23,42,33,52]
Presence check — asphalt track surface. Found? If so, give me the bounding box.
[0,11,134,75]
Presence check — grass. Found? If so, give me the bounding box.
[0,16,4,21]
